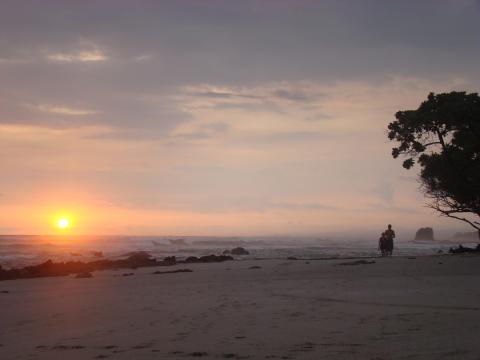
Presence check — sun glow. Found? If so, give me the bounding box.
[57,218,70,229]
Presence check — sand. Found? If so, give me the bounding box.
[1,255,480,359]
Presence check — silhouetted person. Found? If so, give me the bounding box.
[384,224,395,256]
[378,232,387,256]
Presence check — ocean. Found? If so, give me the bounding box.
[0,235,469,269]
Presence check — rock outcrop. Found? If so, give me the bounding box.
[414,227,434,241]
[184,255,233,263]
[0,252,232,281]
[449,244,480,254]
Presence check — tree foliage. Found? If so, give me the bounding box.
[388,91,480,231]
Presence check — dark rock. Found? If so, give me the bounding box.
[1,290,9,294]
[287,256,298,260]
[249,266,262,269]
[0,252,231,281]
[92,251,103,257]
[449,244,480,254]
[185,255,233,263]
[198,255,233,263]
[124,251,152,261]
[70,252,82,257]
[189,352,208,357]
[152,269,193,275]
[414,227,434,241]
[75,272,93,278]
[185,256,199,263]
[122,273,134,277]
[230,247,249,255]
[338,260,375,266]
[222,250,231,254]
[162,256,176,265]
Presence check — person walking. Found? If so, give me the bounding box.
[384,224,395,256]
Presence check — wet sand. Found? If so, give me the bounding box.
[1,255,480,359]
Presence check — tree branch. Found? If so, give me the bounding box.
[428,203,480,230]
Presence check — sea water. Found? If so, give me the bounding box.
[0,235,469,269]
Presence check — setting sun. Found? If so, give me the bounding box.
[56,218,70,229]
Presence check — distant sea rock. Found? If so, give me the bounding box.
[453,231,480,241]
[414,227,434,241]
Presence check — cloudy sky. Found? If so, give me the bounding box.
[1,0,479,236]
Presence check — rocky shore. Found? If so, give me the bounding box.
[0,252,233,281]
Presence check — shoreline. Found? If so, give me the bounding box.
[2,251,479,282]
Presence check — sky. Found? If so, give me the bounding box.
[1,0,479,237]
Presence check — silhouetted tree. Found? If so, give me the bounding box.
[388,91,480,232]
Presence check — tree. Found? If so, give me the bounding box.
[387,91,480,232]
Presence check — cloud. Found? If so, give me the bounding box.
[46,49,108,63]
[134,54,153,62]
[37,104,97,116]
[171,121,230,141]
[271,88,315,102]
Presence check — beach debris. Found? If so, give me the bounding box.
[75,272,93,278]
[152,269,193,275]
[185,255,233,263]
[338,260,376,266]
[93,355,108,359]
[52,344,85,350]
[189,351,208,357]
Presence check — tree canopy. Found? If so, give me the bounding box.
[388,91,480,231]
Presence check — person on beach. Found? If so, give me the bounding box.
[384,224,395,256]
[378,232,387,256]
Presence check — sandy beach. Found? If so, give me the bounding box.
[1,255,480,360]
